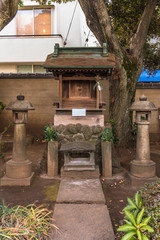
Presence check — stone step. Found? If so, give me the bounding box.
[61,166,100,179]
[51,204,115,240]
[51,178,115,240]
[56,178,105,204]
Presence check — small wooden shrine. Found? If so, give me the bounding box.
[43,43,115,126]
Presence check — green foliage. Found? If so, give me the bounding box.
[106,0,160,47]
[144,43,160,73]
[104,119,119,147]
[0,202,57,239]
[131,122,138,141]
[44,125,57,142]
[118,192,154,240]
[18,1,23,7]
[0,121,13,159]
[0,101,5,114]
[0,142,4,158]
[140,180,160,240]
[0,101,12,158]
[105,0,160,71]
[101,127,114,142]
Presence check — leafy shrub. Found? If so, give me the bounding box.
[131,122,138,141]
[140,180,160,240]
[0,100,5,114]
[101,127,114,142]
[0,202,58,239]
[104,119,119,146]
[0,122,13,158]
[118,192,154,240]
[44,125,57,142]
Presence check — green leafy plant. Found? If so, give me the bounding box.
[140,180,160,240]
[118,192,154,240]
[0,122,13,158]
[0,201,58,239]
[101,127,114,142]
[103,119,119,146]
[44,125,57,142]
[0,100,5,114]
[131,122,138,141]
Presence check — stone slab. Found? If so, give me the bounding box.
[54,113,104,126]
[52,204,115,240]
[61,166,100,179]
[1,172,34,186]
[128,172,158,188]
[56,179,105,204]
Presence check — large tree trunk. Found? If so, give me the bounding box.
[0,0,20,31]
[78,0,157,146]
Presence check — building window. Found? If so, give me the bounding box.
[17,65,46,73]
[16,8,51,35]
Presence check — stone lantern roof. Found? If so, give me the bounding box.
[6,95,35,111]
[129,95,157,111]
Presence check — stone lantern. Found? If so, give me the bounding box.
[129,95,157,179]
[1,95,35,186]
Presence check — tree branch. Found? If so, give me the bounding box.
[78,0,127,81]
[0,0,20,31]
[130,0,158,59]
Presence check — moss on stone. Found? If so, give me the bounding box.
[43,181,60,202]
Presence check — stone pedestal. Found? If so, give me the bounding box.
[47,141,58,177]
[130,122,156,178]
[129,95,157,182]
[101,141,112,178]
[1,124,34,186]
[1,95,34,186]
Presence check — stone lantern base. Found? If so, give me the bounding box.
[130,159,156,178]
[129,159,158,187]
[1,159,34,186]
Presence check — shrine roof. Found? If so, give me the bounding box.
[43,43,115,72]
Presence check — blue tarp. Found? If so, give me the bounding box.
[138,70,160,82]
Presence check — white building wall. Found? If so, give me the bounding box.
[0,0,98,69]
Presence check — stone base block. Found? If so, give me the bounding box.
[61,166,100,179]
[128,172,158,188]
[1,172,34,186]
[54,112,104,126]
[130,160,156,178]
[6,159,32,179]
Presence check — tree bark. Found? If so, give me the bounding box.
[0,0,20,31]
[78,0,157,146]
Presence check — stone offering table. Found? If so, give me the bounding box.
[60,141,95,171]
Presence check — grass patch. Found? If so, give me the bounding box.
[0,202,58,239]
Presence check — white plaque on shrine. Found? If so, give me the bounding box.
[72,108,86,116]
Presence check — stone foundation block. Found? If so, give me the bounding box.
[128,172,158,188]
[6,159,32,179]
[130,160,156,178]
[1,172,34,186]
[61,166,100,179]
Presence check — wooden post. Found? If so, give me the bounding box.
[48,141,58,177]
[101,141,112,177]
[59,74,62,108]
[96,87,99,109]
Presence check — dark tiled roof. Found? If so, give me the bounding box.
[137,82,160,89]
[0,73,53,79]
[43,53,115,69]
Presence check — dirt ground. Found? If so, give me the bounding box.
[0,139,159,239]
